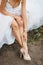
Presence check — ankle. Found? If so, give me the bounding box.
[23,44,28,51]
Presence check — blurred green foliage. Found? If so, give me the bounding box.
[27,26,43,43]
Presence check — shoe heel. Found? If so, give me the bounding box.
[20,51,23,58]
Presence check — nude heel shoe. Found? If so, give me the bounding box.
[20,48,31,61]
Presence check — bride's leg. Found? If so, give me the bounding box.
[15,17,27,48]
[11,19,23,47]
[20,26,31,60]
[16,19,31,60]
[14,16,27,44]
[16,19,27,48]
[16,18,27,48]
[11,19,31,60]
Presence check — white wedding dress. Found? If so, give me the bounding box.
[6,0,43,30]
[0,0,15,48]
[0,0,43,48]
[26,0,43,30]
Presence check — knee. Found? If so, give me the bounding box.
[13,23,19,30]
[11,19,19,30]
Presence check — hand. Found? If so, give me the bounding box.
[14,16,23,26]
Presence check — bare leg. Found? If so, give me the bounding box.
[15,18,27,48]
[11,19,23,47]
[11,18,31,60]
[16,18,31,60]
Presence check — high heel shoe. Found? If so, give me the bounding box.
[20,48,31,61]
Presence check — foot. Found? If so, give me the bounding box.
[23,52,31,60]
[20,48,31,61]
